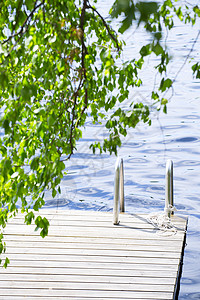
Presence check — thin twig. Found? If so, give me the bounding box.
[172,30,200,84]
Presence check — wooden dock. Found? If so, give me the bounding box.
[0,209,187,300]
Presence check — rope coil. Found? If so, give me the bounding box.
[147,210,178,235]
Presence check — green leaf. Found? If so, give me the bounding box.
[35,216,49,238]
[25,212,35,225]
[153,43,163,56]
[25,0,35,10]
[192,63,200,79]
[159,78,173,92]
[3,257,10,268]
[161,98,168,105]
[140,44,151,57]
[193,5,200,17]
[30,157,39,171]
[47,115,55,126]
[52,188,57,198]
[136,1,158,17]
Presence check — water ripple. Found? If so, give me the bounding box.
[146,185,164,192]
[125,195,163,208]
[44,198,68,208]
[76,187,109,198]
[93,169,112,177]
[70,165,88,170]
[124,142,144,148]
[163,125,185,130]
[184,115,200,120]
[126,157,149,164]
[44,198,109,211]
[174,137,199,143]
[179,292,200,300]
[177,160,200,167]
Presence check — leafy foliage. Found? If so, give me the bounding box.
[0,0,199,266]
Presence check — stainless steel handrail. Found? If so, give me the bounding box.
[165,159,174,217]
[113,157,125,225]
[113,158,174,223]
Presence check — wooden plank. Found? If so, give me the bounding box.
[3,234,184,246]
[12,209,185,221]
[3,260,179,271]
[3,226,185,240]
[8,218,186,228]
[35,212,185,227]
[0,253,180,264]
[0,273,177,284]
[4,247,181,258]
[0,298,172,300]
[0,281,175,292]
[0,267,178,278]
[0,289,173,299]
[9,211,187,228]
[4,240,183,252]
[0,275,175,285]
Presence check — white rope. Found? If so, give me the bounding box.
[147,208,178,235]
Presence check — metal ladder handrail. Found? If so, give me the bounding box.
[113,158,174,224]
[113,157,124,225]
[165,159,174,217]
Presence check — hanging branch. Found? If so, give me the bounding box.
[172,30,200,84]
[76,0,88,126]
[86,2,121,51]
[66,0,89,160]
[2,0,44,45]
[1,0,45,65]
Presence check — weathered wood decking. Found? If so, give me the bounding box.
[0,210,187,299]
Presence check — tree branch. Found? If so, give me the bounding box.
[86,2,121,51]
[77,0,88,126]
[2,0,44,45]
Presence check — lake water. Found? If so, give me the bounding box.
[5,1,199,298]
